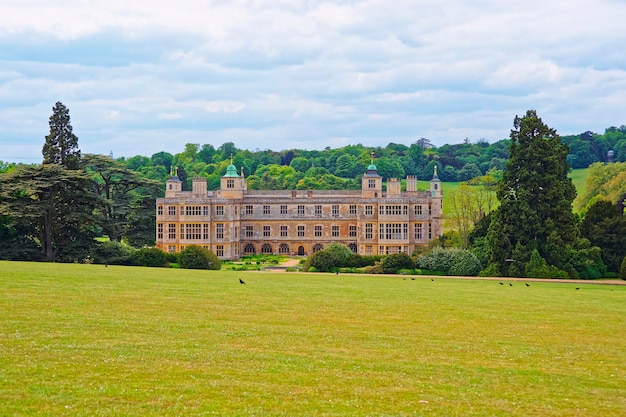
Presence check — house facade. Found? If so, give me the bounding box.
[155,162,443,259]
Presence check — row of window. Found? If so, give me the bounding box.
[158,223,432,240]
[158,204,433,217]
[166,243,405,257]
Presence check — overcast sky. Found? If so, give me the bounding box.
[1,0,625,163]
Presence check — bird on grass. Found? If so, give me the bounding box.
[509,283,513,287]
[431,278,434,282]
[525,283,530,287]
[411,278,415,281]
[239,278,246,285]
[575,287,580,290]
[499,282,504,285]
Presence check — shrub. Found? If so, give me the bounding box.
[90,240,133,265]
[525,250,568,279]
[179,245,221,270]
[621,256,626,280]
[418,247,482,276]
[303,243,354,272]
[381,253,414,274]
[131,247,169,267]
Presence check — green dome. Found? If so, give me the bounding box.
[367,163,377,171]
[224,164,239,177]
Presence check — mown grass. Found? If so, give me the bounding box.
[1,261,624,416]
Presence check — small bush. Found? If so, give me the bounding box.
[621,256,626,280]
[179,245,221,270]
[131,247,169,267]
[381,253,414,274]
[90,240,133,265]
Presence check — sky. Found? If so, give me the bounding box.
[1,0,626,163]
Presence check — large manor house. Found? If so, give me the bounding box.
[156,158,443,259]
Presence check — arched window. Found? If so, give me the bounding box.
[313,244,324,253]
[279,243,290,254]
[348,243,358,253]
[261,243,273,254]
[244,243,255,254]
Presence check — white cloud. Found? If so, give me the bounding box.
[1,0,626,162]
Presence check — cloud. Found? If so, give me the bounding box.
[1,0,626,162]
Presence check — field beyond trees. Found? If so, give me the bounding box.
[1,262,624,416]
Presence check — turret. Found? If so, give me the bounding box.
[165,168,182,197]
[361,152,382,198]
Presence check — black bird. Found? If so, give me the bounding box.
[525,283,530,287]
[499,282,504,285]
[509,283,513,287]
[575,287,580,290]
[431,278,434,282]
[411,278,415,280]
[239,278,246,285]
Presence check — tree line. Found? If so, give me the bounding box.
[1,103,625,278]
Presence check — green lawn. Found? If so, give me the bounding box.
[1,262,624,416]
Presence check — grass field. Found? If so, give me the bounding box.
[1,261,624,416]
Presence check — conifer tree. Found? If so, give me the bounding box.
[42,101,81,169]
[486,110,579,276]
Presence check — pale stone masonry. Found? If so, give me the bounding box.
[155,161,443,259]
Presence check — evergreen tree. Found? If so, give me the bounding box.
[486,110,579,276]
[42,102,81,169]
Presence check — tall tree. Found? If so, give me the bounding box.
[485,110,579,276]
[0,164,101,261]
[83,154,160,245]
[42,102,81,169]
[580,200,626,273]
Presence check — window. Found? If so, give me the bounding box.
[157,223,163,239]
[368,179,376,188]
[227,179,235,189]
[332,205,339,217]
[280,205,288,214]
[332,225,339,237]
[168,224,177,239]
[315,205,322,217]
[263,205,270,215]
[429,205,432,216]
[185,206,202,216]
[185,223,202,240]
[349,205,357,215]
[415,205,423,216]
[168,206,177,216]
[429,223,432,239]
[349,243,357,253]
[216,224,224,239]
[203,224,209,240]
[365,205,373,215]
[261,243,273,254]
[279,243,290,254]
[280,225,288,237]
[297,225,305,237]
[216,245,224,257]
[244,243,255,254]
[314,225,322,237]
[234,226,238,239]
[216,206,224,216]
[365,245,372,255]
[298,205,305,215]
[245,205,253,215]
[168,245,176,253]
[379,223,408,240]
[263,225,271,237]
[414,223,422,240]
[157,205,163,216]
[365,223,373,240]
[245,226,254,237]
[313,244,323,253]
[349,225,357,237]
[203,206,209,216]
[380,205,407,216]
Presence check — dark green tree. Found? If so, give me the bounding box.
[486,110,579,276]
[580,200,626,273]
[82,154,160,245]
[42,102,81,169]
[0,164,102,261]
